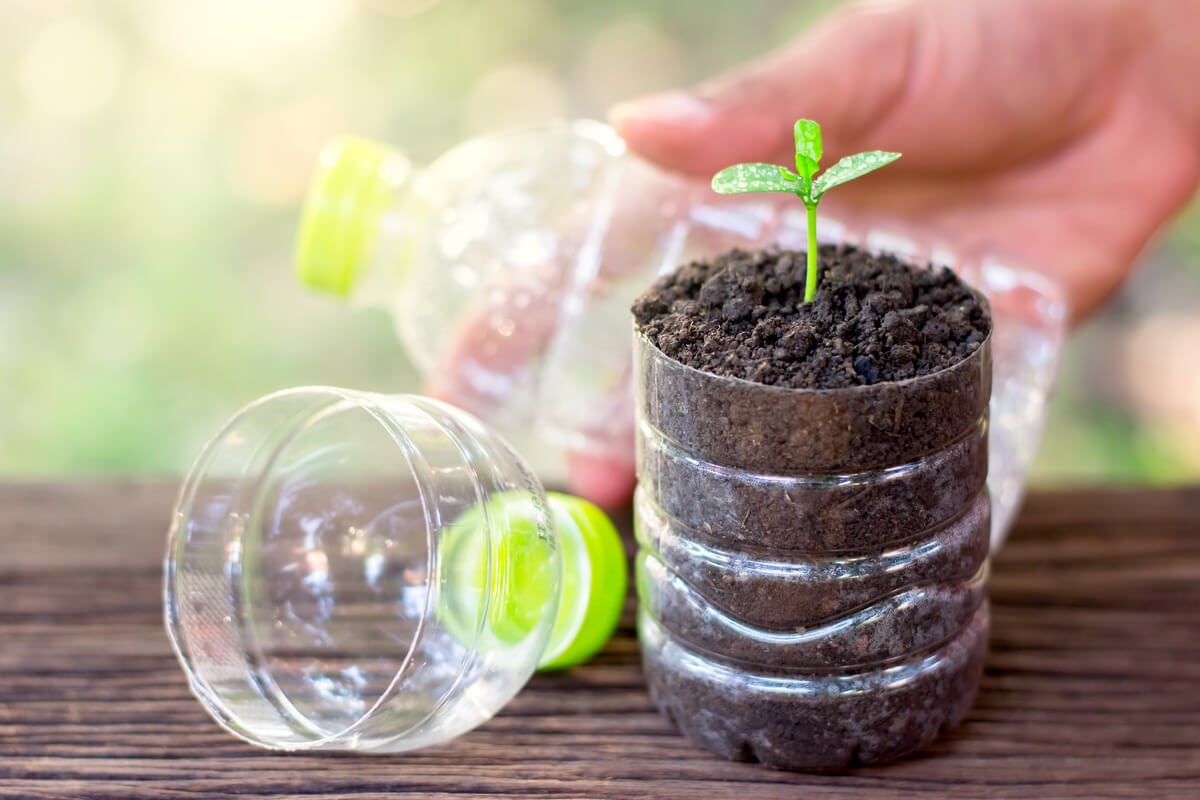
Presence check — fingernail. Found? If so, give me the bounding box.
[610,90,713,128]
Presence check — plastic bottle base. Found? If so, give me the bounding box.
[639,608,988,772]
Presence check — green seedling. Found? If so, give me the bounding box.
[711,119,901,302]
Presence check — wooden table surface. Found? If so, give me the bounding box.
[1,481,1198,799]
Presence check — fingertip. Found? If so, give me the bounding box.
[610,90,791,177]
[610,90,712,132]
[610,91,716,176]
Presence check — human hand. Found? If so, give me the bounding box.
[611,0,1200,324]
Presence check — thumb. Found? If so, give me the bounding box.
[609,1,918,176]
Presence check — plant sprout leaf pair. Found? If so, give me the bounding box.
[711,125,899,205]
[710,119,901,302]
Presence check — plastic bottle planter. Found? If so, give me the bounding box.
[164,387,625,752]
[634,320,993,771]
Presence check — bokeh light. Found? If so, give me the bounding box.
[19,14,124,120]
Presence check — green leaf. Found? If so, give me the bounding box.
[812,150,901,198]
[794,119,822,165]
[711,163,800,195]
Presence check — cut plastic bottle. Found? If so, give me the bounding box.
[164,387,626,752]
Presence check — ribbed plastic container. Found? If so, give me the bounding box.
[634,313,993,771]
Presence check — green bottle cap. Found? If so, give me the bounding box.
[437,491,627,671]
[538,492,627,670]
[294,136,405,297]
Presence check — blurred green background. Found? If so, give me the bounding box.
[1,0,1198,482]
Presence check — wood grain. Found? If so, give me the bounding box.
[1,480,1199,799]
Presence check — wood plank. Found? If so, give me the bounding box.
[1,481,1199,798]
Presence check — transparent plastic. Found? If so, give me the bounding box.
[634,321,994,770]
[164,387,624,752]
[300,121,1065,546]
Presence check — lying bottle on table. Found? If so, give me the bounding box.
[294,120,1067,549]
[164,387,626,752]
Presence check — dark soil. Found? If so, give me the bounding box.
[632,244,991,390]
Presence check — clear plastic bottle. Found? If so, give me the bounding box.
[634,327,992,770]
[164,387,626,752]
[296,122,646,500]
[293,121,1066,548]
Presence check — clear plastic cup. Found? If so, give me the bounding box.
[634,309,993,771]
[164,387,626,752]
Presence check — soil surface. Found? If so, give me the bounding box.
[632,244,991,390]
